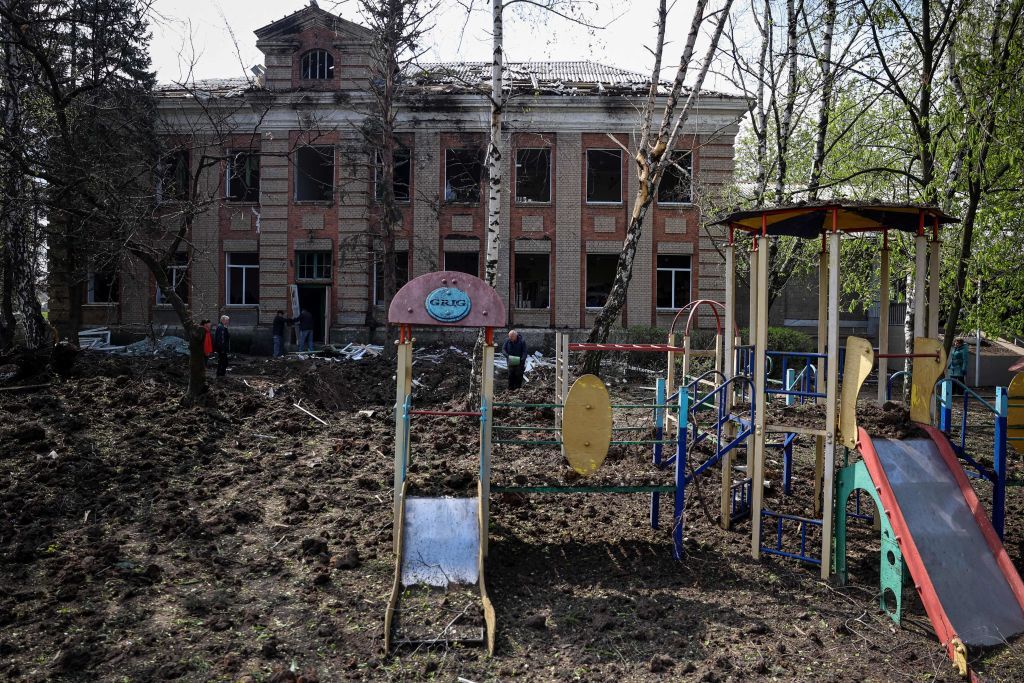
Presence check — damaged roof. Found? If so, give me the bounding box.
[155,78,253,99]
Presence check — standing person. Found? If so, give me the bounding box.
[502,329,527,391]
[214,315,231,377]
[201,320,213,362]
[948,337,969,392]
[271,310,296,357]
[298,308,315,352]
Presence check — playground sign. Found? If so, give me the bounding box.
[425,286,472,323]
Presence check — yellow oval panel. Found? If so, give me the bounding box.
[1009,372,1024,454]
[562,374,612,476]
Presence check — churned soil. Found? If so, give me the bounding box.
[0,346,1021,682]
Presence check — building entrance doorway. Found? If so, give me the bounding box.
[297,285,330,343]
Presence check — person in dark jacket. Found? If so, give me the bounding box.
[502,329,527,391]
[272,310,297,357]
[298,308,315,352]
[213,315,231,377]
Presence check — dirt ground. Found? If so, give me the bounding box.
[1,346,1023,682]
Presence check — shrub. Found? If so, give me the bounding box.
[740,327,814,353]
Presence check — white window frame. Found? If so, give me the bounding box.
[514,147,552,205]
[300,49,334,80]
[373,148,412,204]
[513,252,551,309]
[585,148,623,205]
[584,253,618,310]
[225,253,259,306]
[155,257,189,305]
[656,151,694,206]
[655,255,692,310]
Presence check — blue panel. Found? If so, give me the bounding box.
[425,286,472,322]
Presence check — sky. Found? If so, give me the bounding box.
[148,0,723,87]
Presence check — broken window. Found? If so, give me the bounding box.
[296,251,333,280]
[585,254,619,308]
[226,253,259,305]
[374,250,409,305]
[514,253,550,309]
[227,150,260,202]
[295,146,334,202]
[444,148,484,203]
[656,255,691,309]
[515,148,551,203]
[586,149,622,203]
[156,150,189,202]
[156,253,189,305]
[375,147,411,202]
[444,251,479,277]
[301,49,335,80]
[88,268,120,304]
[657,151,692,204]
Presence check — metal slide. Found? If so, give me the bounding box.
[858,425,1024,656]
[384,482,495,653]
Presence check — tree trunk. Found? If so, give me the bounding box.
[807,0,836,199]
[484,0,503,288]
[185,323,209,406]
[774,0,801,202]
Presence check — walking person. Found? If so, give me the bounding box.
[298,308,315,352]
[272,310,296,357]
[502,329,527,391]
[948,337,969,393]
[214,315,231,377]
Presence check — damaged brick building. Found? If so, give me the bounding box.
[72,5,748,348]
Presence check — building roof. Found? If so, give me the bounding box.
[711,201,959,238]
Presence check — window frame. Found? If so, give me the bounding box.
[443,250,480,277]
[514,147,552,204]
[294,145,335,203]
[584,253,619,310]
[585,148,623,205]
[155,253,190,305]
[225,252,260,306]
[512,252,551,309]
[226,150,260,203]
[295,250,333,281]
[300,49,335,80]
[156,150,190,204]
[374,147,412,204]
[655,254,692,310]
[87,269,120,305]
[656,151,693,206]
[444,147,485,205]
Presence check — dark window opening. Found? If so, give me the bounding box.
[445,148,484,203]
[656,254,692,309]
[586,149,622,203]
[157,150,189,202]
[227,151,260,202]
[227,252,259,305]
[514,253,550,309]
[374,250,409,305]
[295,146,334,201]
[515,148,551,203]
[375,147,411,202]
[301,50,335,80]
[444,251,479,277]
[89,269,120,304]
[658,151,692,204]
[585,254,619,307]
[296,250,333,280]
[156,253,189,305]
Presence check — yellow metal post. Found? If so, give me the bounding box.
[393,338,413,552]
[821,228,841,579]
[878,242,890,405]
[746,240,759,477]
[751,236,769,559]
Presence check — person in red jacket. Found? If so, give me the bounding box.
[201,320,214,361]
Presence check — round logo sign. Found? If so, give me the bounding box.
[425,287,472,322]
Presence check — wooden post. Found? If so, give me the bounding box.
[914,232,927,339]
[393,335,413,552]
[814,243,827,515]
[746,239,759,476]
[480,332,495,556]
[822,225,841,579]
[554,332,563,429]
[878,237,890,405]
[721,241,736,529]
[682,335,692,391]
[751,234,770,559]
[666,332,677,438]
[928,236,941,338]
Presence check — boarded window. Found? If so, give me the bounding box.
[375,147,412,202]
[88,268,120,304]
[658,152,692,204]
[585,254,618,307]
[586,149,622,203]
[296,251,333,280]
[301,50,335,80]
[295,146,334,201]
[156,253,189,305]
[226,253,259,305]
[514,253,550,309]
[656,255,691,309]
[515,148,551,203]
[374,250,409,305]
[156,151,189,202]
[444,251,479,277]
[444,148,484,203]
[227,151,260,202]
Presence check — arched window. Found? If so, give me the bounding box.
[300,50,335,80]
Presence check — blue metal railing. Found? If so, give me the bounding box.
[760,510,822,565]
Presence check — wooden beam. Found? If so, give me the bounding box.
[878,245,890,405]
[751,237,770,559]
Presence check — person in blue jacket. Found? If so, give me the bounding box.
[502,329,527,391]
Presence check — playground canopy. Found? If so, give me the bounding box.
[711,201,958,238]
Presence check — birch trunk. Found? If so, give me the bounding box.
[484,0,502,287]
[807,0,836,199]
[774,0,800,202]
